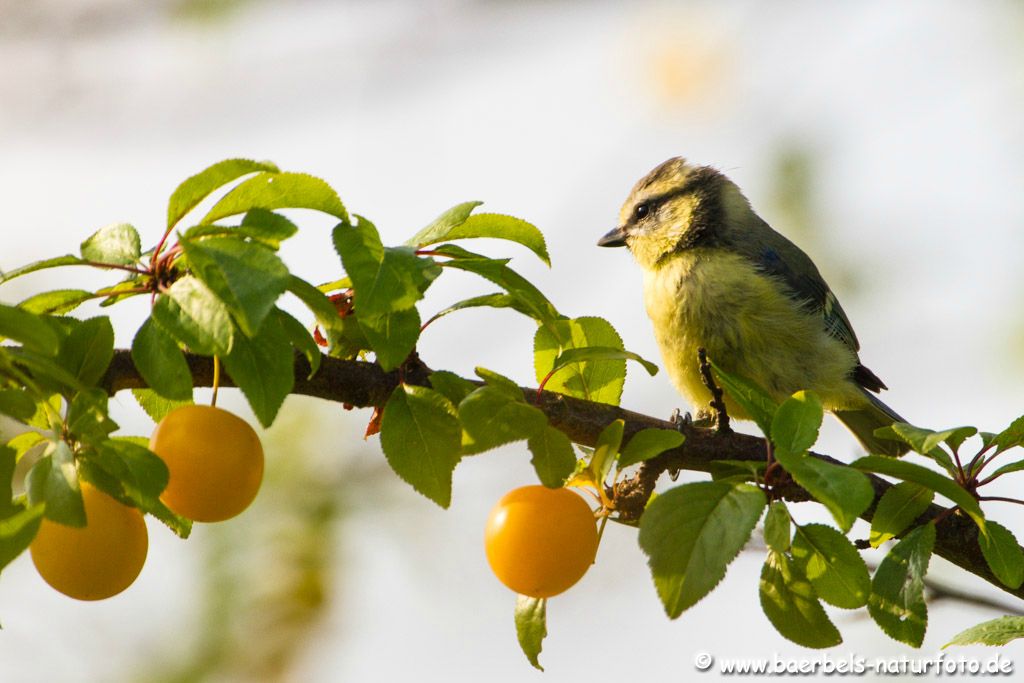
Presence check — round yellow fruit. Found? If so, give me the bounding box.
[484,485,599,598]
[149,404,264,522]
[30,482,148,601]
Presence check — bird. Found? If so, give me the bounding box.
[597,157,905,456]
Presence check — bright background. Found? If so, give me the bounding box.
[1,1,1023,680]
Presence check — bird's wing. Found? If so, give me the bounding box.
[736,217,892,393]
[741,220,861,353]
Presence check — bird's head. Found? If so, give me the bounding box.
[598,157,748,269]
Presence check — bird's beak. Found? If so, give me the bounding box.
[597,226,628,248]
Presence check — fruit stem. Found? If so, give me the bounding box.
[595,514,609,557]
[211,356,221,407]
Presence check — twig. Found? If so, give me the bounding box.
[978,496,1024,507]
[697,348,730,433]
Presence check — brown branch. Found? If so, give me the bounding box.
[101,349,1024,603]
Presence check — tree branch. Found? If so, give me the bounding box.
[102,349,1024,603]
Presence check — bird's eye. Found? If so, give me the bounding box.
[634,202,651,219]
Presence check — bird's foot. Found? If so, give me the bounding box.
[692,409,716,429]
[670,408,716,432]
[668,408,691,432]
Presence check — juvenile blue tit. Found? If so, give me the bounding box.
[598,157,905,456]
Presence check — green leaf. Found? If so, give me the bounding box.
[79,445,190,539]
[96,277,147,307]
[707,459,766,481]
[986,458,1024,481]
[427,370,477,406]
[80,223,141,265]
[0,445,17,514]
[334,219,440,316]
[944,616,1024,648]
[868,523,935,647]
[23,395,61,430]
[760,550,842,648]
[276,309,321,378]
[0,389,37,421]
[458,386,547,455]
[438,247,560,325]
[853,455,984,528]
[764,501,791,552]
[238,208,299,248]
[590,419,624,483]
[875,423,959,472]
[6,431,46,462]
[316,277,351,293]
[473,367,524,400]
[131,317,194,400]
[405,201,482,247]
[366,248,440,315]
[551,346,658,380]
[149,501,193,538]
[167,158,279,228]
[202,171,348,223]
[66,388,119,445]
[992,415,1024,455]
[7,350,86,396]
[57,316,114,386]
[379,385,461,508]
[870,482,934,547]
[777,454,874,532]
[0,503,44,572]
[514,595,547,671]
[979,431,999,449]
[89,439,169,503]
[131,389,192,423]
[359,308,421,371]
[27,441,85,527]
[708,360,777,437]
[152,276,235,356]
[424,293,536,328]
[941,426,978,453]
[526,426,576,488]
[221,312,295,428]
[638,481,766,618]
[0,303,60,355]
[333,215,383,287]
[534,317,626,405]
[0,254,87,283]
[619,428,685,469]
[771,390,823,459]
[714,456,756,484]
[18,289,95,315]
[181,236,290,337]
[286,275,345,337]
[415,212,551,265]
[979,521,1024,589]
[791,523,870,609]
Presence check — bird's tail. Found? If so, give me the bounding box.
[834,391,909,456]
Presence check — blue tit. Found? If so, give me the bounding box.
[598,157,905,456]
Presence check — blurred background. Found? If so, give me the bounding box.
[1,0,1023,680]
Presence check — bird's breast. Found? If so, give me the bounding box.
[640,249,861,414]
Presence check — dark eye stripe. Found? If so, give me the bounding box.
[630,166,722,226]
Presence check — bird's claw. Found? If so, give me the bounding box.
[669,408,716,434]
